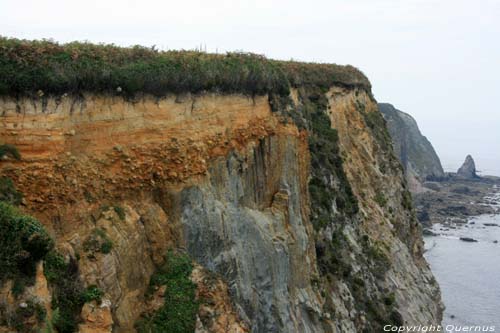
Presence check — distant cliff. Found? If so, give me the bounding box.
[379,103,445,189]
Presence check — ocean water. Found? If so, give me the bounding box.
[424,189,500,328]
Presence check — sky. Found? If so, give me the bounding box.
[1,0,499,175]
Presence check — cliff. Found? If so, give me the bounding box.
[379,103,445,190]
[0,39,441,332]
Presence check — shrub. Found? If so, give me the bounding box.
[0,202,53,285]
[0,177,23,205]
[43,252,67,283]
[81,285,103,304]
[136,251,198,333]
[0,144,21,160]
[44,252,84,333]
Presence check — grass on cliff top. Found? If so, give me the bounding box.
[0,37,371,97]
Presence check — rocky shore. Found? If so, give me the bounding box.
[414,176,500,227]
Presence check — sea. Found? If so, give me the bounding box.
[424,186,500,328]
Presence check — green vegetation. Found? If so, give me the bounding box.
[83,228,113,257]
[43,251,85,333]
[374,191,387,207]
[0,144,22,206]
[0,176,23,205]
[0,202,54,287]
[0,144,21,160]
[317,230,399,332]
[81,285,104,304]
[301,90,358,230]
[402,189,413,210]
[384,293,396,306]
[0,201,88,332]
[99,204,126,220]
[316,230,352,279]
[113,205,126,220]
[0,299,47,332]
[0,37,370,97]
[136,251,198,333]
[360,107,393,153]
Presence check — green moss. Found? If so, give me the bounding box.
[0,38,370,98]
[136,251,198,333]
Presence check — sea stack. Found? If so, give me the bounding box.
[457,155,478,179]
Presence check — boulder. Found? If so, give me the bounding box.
[459,237,478,242]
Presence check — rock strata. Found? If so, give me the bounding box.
[0,89,442,331]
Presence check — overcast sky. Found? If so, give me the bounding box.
[1,0,499,175]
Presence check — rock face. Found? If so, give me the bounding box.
[457,155,478,179]
[379,103,444,190]
[0,89,442,332]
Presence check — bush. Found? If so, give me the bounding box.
[0,202,53,285]
[81,285,103,304]
[43,252,67,283]
[0,144,21,160]
[136,251,198,333]
[44,252,84,333]
[0,177,23,205]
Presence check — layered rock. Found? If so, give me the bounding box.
[0,88,442,332]
[379,103,444,191]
